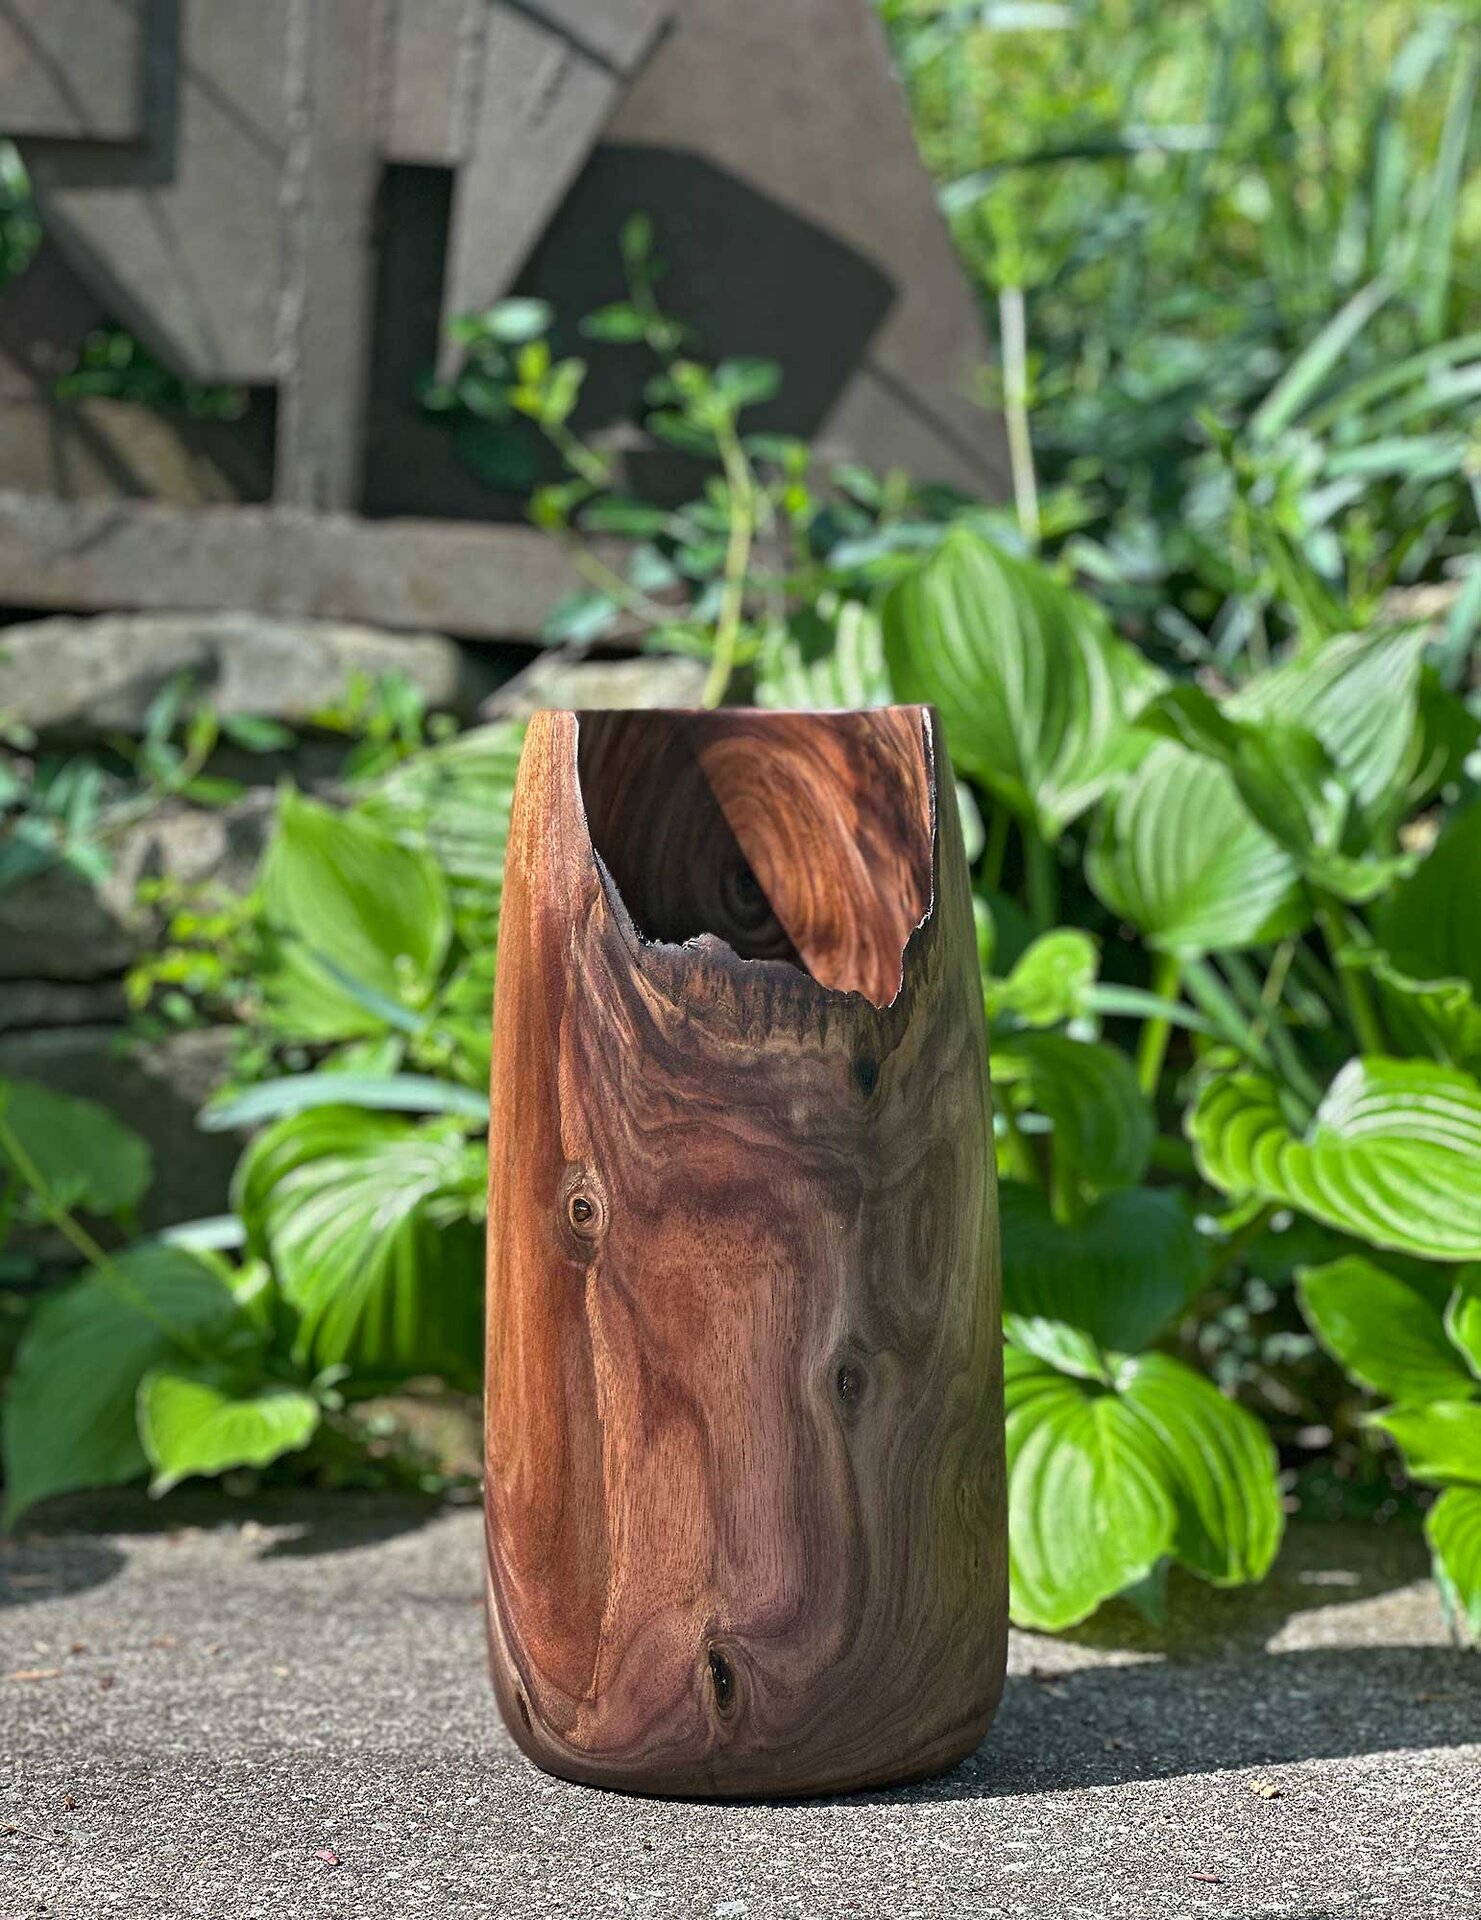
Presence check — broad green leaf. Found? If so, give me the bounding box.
[994,1031,1153,1189]
[714,356,782,409]
[754,602,891,711]
[1372,801,1481,998]
[1370,1401,1481,1486]
[1297,1257,1475,1403]
[1003,1316,1110,1383]
[137,1367,320,1495]
[1229,627,1426,825]
[1114,1353,1284,1588]
[1299,846,1419,907]
[1446,1268,1481,1381]
[236,1109,485,1386]
[201,1072,489,1133]
[1138,685,1413,903]
[1340,948,1481,1071]
[1005,1348,1173,1631]
[984,929,1098,1028]
[1139,684,1348,860]
[1004,1346,1281,1630]
[1190,1057,1481,1263]
[956,782,986,865]
[579,303,648,344]
[881,529,1163,839]
[259,792,451,1043]
[2,1245,244,1524]
[360,718,525,948]
[1427,1487,1481,1646]
[0,1078,151,1218]
[1002,1183,1204,1351]
[1087,740,1305,954]
[1403,670,1480,814]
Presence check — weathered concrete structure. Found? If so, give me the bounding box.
[0,0,1003,638]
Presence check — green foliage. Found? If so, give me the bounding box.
[7,52,1481,1644]
[1005,1345,1282,1631]
[1428,1490,1481,1643]
[1300,1254,1481,1640]
[1191,1057,1481,1263]
[258,791,452,1043]
[1087,740,1305,953]
[1297,1257,1474,1404]
[2,1241,246,1525]
[1001,1184,1205,1355]
[983,928,1097,1027]
[0,1080,151,1222]
[236,1109,485,1387]
[994,1031,1153,1190]
[882,516,1481,1633]
[883,0,1481,664]
[429,231,1014,709]
[0,671,288,909]
[138,1368,320,1496]
[881,530,1163,840]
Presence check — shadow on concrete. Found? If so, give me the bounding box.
[0,1533,126,1610]
[1,1485,452,1606]
[852,1523,1479,1804]
[928,1640,1481,1800]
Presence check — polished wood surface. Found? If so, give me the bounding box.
[484,705,1004,1796]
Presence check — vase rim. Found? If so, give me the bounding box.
[556,704,944,1019]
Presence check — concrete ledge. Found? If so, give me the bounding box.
[0,494,616,642]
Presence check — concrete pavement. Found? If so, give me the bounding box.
[1,1493,1477,1918]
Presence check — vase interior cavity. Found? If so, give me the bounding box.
[575,708,934,1008]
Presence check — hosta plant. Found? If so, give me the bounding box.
[6,516,1481,1647]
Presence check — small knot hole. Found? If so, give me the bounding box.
[836,1363,866,1406]
[708,1648,735,1717]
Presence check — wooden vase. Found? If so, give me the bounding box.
[484,705,1005,1797]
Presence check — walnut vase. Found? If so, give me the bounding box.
[484,705,1005,1797]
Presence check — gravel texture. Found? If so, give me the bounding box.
[1,1493,1477,1918]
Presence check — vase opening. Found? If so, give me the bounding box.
[574,707,935,1008]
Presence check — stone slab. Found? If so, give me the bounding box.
[0,493,612,641]
[0,611,496,734]
[0,794,272,982]
[479,648,707,718]
[0,1499,1475,1918]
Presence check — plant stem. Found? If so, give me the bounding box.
[1022,819,1058,932]
[992,1087,1046,1196]
[1049,1145,1082,1229]
[1135,950,1182,1097]
[999,284,1041,549]
[1202,1202,1276,1289]
[547,525,677,630]
[701,424,757,709]
[546,421,612,492]
[982,807,1010,893]
[1314,894,1385,1054]
[0,1115,205,1358]
[1223,948,1324,1109]
[1179,956,1275,1068]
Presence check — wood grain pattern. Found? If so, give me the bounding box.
[484,705,1005,1796]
